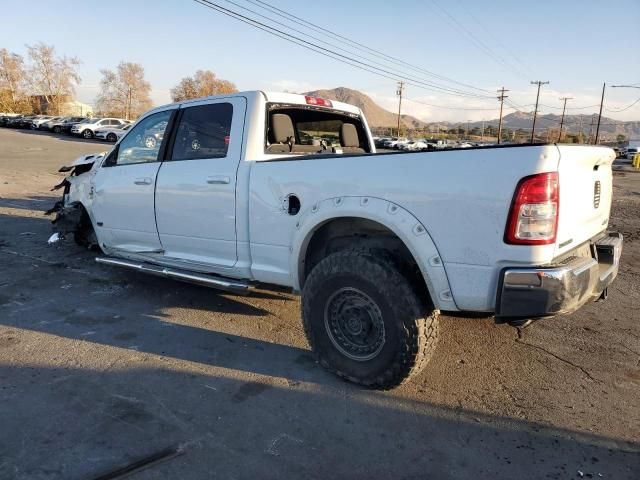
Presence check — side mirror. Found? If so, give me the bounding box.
[102,146,119,167]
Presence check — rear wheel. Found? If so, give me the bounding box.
[107,133,117,142]
[144,136,157,148]
[302,249,439,389]
[53,126,61,133]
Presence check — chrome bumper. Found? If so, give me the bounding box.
[496,232,623,319]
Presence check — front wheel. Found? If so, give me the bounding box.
[82,129,93,139]
[107,133,117,142]
[53,126,61,133]
[302,250,439,389]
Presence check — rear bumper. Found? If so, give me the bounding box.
[496,232,623,319]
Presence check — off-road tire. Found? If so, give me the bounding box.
[302,249,439,389]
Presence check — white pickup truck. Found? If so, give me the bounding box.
[48,91,623,389]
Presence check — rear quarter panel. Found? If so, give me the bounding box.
[248,145,561,311]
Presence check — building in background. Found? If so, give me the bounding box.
[29,95,93,116]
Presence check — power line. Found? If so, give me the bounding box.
[605,97,640,112]
[223,0,490,97]
[457,1,532,77]
[241,0,492,95]
[427,0,527,79]
[404,97,511,111]
[194,0,492,98]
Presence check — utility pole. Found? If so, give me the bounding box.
[466,120,471,140]
[578,114,584,144]
[496,87,509,144]
[530,80,549,142]
[481,119,485,141]
[396,81,404,139]
[594,82,606,145]
[558,96,573,142]
[588,116,596,144]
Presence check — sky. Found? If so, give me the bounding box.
[2,0,639,122]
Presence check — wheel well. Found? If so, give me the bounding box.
[301,217,430,303]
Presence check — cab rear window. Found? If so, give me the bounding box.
[265,104,370,155]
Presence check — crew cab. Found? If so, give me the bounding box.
[48,91,623,389]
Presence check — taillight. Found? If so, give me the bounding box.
[305,96,333,108]
[505,172,559,245]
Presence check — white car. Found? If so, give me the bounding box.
[404,140,430,151]
[71,118,128,139]
[95,124,132,142]
[29,116,54,129]
[626,147,638,159]
[48,91,622,389]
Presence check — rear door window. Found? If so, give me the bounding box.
[171,103,233,161]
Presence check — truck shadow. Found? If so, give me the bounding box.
[0,363,637,479]
[0,211,639,479]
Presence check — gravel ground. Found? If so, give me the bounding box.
[0,128,638,479]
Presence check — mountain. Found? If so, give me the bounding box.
[304,87,427,129]
[466,112,640,141]
[302,87,639,140]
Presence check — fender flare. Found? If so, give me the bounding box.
[290,196,459,311]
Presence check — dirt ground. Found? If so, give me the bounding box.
[0,128,638,479]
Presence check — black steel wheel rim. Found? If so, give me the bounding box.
[324,287,385,361]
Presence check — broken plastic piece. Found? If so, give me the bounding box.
[47,232,60,244]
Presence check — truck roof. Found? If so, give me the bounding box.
[149,91,363,117]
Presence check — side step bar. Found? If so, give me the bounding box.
[95,257,250,295]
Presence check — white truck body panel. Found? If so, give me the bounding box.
[53,90,617,314]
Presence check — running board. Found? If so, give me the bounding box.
[95,256,250,295]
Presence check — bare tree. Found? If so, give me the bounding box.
[170,69,237,102]
[96,62,152,120]
[26,42,81,115]
[0,49,30,113]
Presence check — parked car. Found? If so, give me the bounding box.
[0,115,20,127]
[383,137,407,149]
[71,118,127,139]
[39,116,66,131]
[403,140,430,151]
[626,147,638,159]
[50,117,89,134]
[29,116,54,129]
[374,137,391,148]
[95,123,132,142]
[12,115,38,129]
[48,91,622,389]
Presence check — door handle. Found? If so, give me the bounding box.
[134,177,153,185]
[207,175,231,185]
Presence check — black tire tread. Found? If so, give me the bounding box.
[302,249,439,389]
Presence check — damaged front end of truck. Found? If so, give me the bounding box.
[45,152,106,248]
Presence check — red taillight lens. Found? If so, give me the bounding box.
[305,95,333,108]
[505,172,559,245]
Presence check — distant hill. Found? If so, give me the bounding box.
[303,86,639,140]
[483,112,640,140]
[304,87,427,129]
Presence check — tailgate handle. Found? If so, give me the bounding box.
[207,175,231,185]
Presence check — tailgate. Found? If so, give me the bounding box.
[555,145,615,256]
